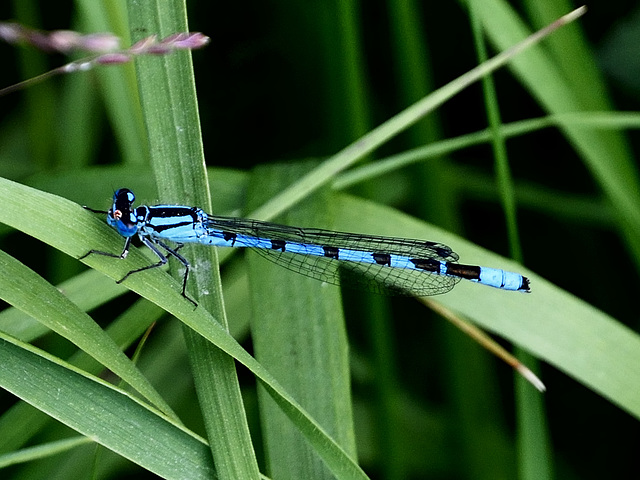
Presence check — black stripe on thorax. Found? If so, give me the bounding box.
[146,207,201,233]
[149,221,193,233]
[148,206,200,219]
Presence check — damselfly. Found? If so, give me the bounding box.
[82,188,530,305]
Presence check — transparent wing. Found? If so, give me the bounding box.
[207,217,461,296]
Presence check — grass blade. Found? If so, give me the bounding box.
[0,332,215,479]
[247,163,357,479]
[125,1,260,478]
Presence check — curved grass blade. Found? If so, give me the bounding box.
[0,178,369,480]
[333,194,640,420]
[0,331,214,479]
[0,247,175,419]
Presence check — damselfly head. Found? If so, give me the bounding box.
[106,188,138,236]
[113,188,135,207]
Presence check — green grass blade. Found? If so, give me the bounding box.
[522,0,609,112]
[468,0,640,265]
[334,112,640,190]
[0,178,368,479]
[468,5,550,478]
[74,0,148,166]
[0,436,93,469]
[247,164,357,479]
[0,299,164,455]
[247,7,586,224]
[0,332,215,479]
[0,269,128,342]
[333,195,640,420]
[0,245,175,419]
[125,1,260,478]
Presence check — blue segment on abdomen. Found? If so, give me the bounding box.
[194,226,528,292]
[199,229,446,269]
[476,267,525,291]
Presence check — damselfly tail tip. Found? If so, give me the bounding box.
[521,276,531,293]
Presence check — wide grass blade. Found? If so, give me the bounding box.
[0,332,215,479]
[125,0,260,477]
[333,195,640,420]
[247,163,357,479]
[0,235,174,418]
[0,176,369,480]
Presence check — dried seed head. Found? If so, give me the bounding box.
[48,30,82,52]
[95,53,132,65]
[77,33,120,53]
[0,23,210,96]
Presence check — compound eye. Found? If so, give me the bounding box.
[113,188,135,203]
[113,209,123,220]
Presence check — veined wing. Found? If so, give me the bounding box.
[206,216,461,295]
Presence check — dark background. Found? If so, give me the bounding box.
[0,1,639,479]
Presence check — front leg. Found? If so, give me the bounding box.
[117,237,168,284]
[80,234,197,307]
[79,236,133,261]
[82,206,109,215]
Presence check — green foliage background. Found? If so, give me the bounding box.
[0,1,639,479]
